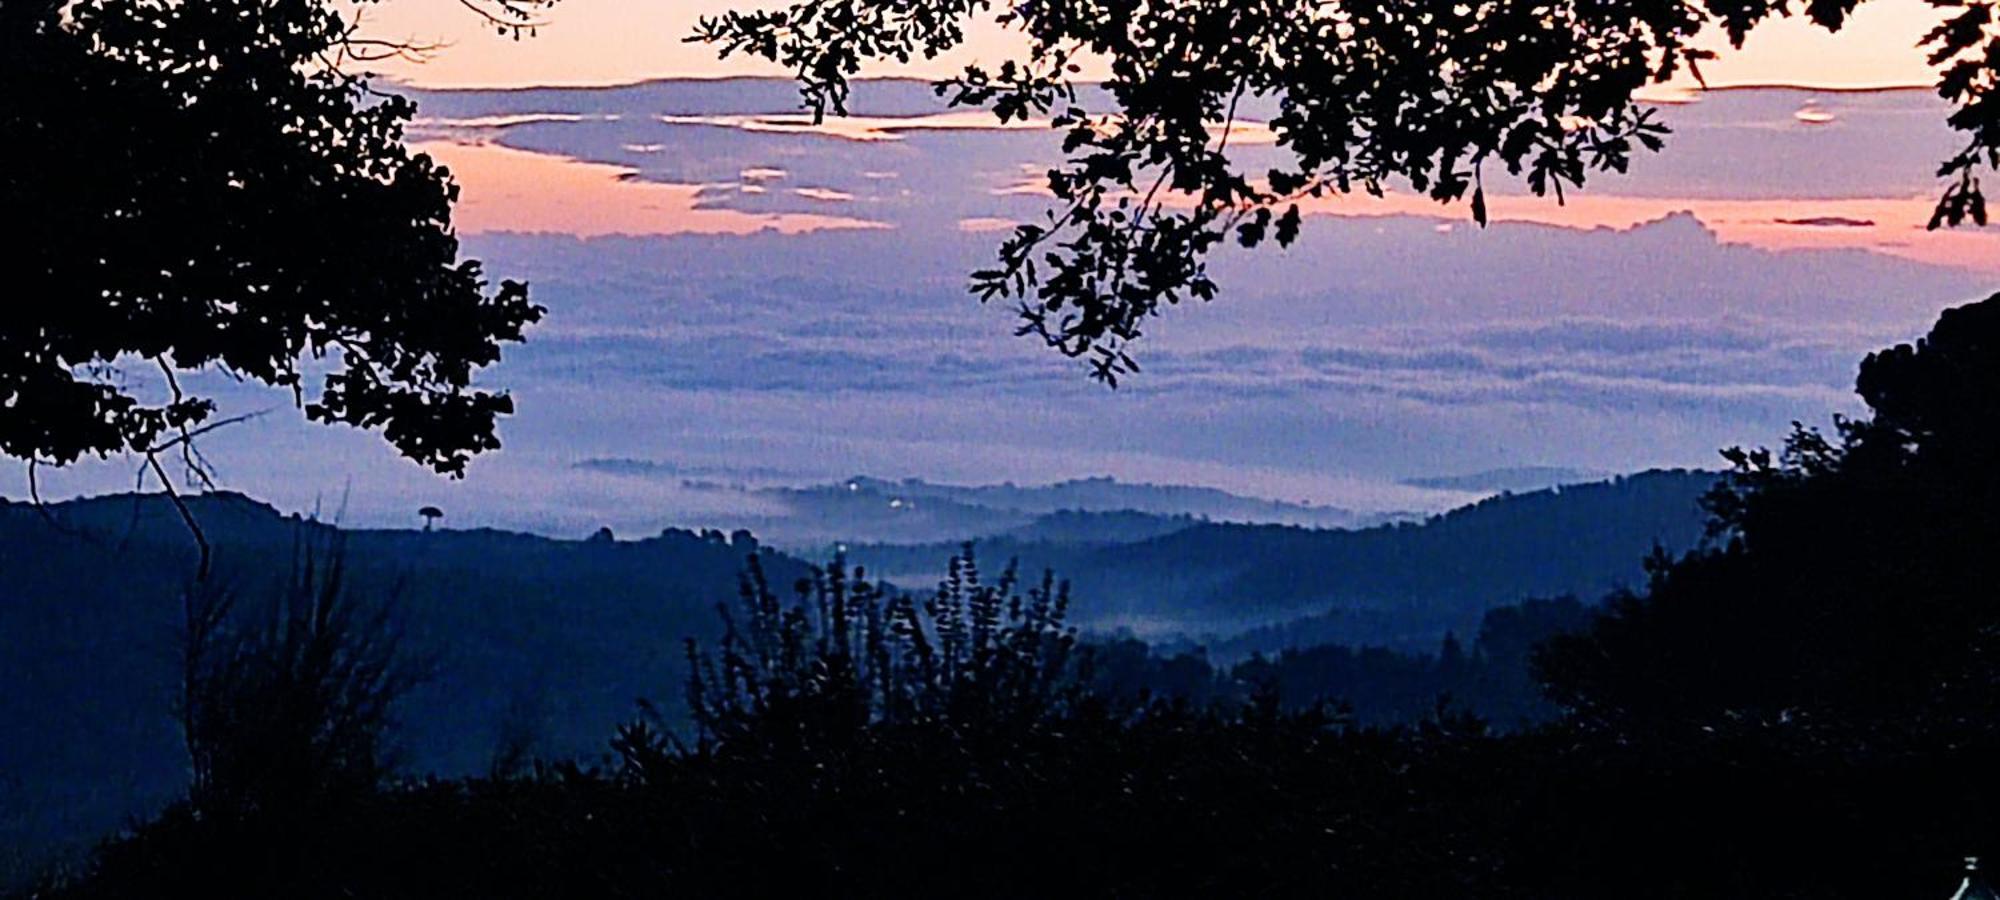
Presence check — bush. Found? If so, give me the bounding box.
[177,536,428,819]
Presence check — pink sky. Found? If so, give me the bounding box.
[359,0,1949,89]
[368,0,1992,269]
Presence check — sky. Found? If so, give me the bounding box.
[352,0,1952,89]
[8,1,1997,539]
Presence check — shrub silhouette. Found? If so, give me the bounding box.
[677,548,1085,746]
[177,535,428,819]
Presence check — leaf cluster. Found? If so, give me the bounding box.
[698,0,1998,381]
[4,0,544,476]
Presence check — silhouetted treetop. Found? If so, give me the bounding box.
[697,0,1998,382]
[4,0,543,476]
[1538,292,2000,738]
[1853,297,2000,465]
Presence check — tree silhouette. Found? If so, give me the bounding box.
[696,0,1999,382]
[419,506,445,532]
[1536,292,2000,740]
[4,0,544,482]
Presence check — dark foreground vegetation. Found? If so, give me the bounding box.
[12,294,2000,897]
[0,481,1703,879]
[0,465,1706,876]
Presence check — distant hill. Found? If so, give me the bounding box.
[997,509,1204,545]
[1401,466,1608,494]
[834,475,1367,527]
[573,465,1378,548]
[849,469,1722,647]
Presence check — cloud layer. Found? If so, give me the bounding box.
[7,80,1992,536]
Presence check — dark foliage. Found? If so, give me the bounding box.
[38,537,2000,899]
[177,536,427,820]
[1235,595,1597,727]
[4,0,543,476]
[695,0,1999,381]
[675,549,1086,750]
[43,549,1529,899]
[1540,292,2000,740]
[1087,594,1596,728]
[41,717,2000,898]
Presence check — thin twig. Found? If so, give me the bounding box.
[25,458,87,540]
[146,410,271,457]
[456,0,555,30]
[154,358,217,492]
[131,409,269,564]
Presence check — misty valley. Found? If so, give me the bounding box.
[10,0,2000,895]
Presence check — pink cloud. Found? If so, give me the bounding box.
[420,141,887,237]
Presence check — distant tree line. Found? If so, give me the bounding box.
[1088,595,1595,728]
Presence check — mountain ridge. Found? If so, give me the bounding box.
[850,469,1721,644]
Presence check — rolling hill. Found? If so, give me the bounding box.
[849,469,1721,648]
